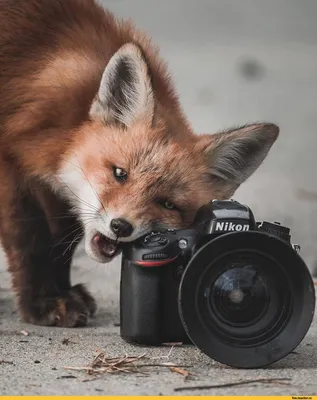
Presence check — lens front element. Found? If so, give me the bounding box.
[211,265,270,326]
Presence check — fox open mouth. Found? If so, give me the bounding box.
[92,233,121,260]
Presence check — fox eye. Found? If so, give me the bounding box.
[164,201,176,210]
[156,199,177,210]
[113,167,128,182]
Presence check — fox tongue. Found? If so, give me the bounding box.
[94,234,118,259]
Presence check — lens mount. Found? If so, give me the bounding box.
[178,231,315,368]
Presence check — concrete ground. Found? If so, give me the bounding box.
[1,0,317,396]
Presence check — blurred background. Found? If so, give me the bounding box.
[99,0,317,272]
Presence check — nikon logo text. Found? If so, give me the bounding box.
[215,222,250,232]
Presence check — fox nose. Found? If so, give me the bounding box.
[110,218,133,238]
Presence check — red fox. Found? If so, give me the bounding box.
[0,0,279,327]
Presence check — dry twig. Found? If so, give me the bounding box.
[174,377,292,392]
[65,352,147,375]
[64,351,192,377]
[151,345,175,360]
[170,366,193,380]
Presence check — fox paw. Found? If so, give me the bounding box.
[22,284,97,327]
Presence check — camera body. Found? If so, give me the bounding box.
[120,200,296,344]
[120,199,314,368]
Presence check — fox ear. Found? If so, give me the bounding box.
[198,123,279,195]
[90,43,155,127]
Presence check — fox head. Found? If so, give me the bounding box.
[59,43,279,263]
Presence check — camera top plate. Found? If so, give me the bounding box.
[121,228,198,267]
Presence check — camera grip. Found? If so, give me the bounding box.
[120,258,162,344]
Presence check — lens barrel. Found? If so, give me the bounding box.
[178,231,315,368]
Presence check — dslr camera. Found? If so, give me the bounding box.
[120,199,315,368]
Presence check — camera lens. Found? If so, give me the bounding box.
[211,266,269,326]
[178,231,315,369]
[199,252,289,346]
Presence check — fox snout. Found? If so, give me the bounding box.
[110,218,133,238]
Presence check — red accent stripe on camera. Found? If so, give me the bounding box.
[135,255,179,267]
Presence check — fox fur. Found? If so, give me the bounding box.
[0,0,279,327]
